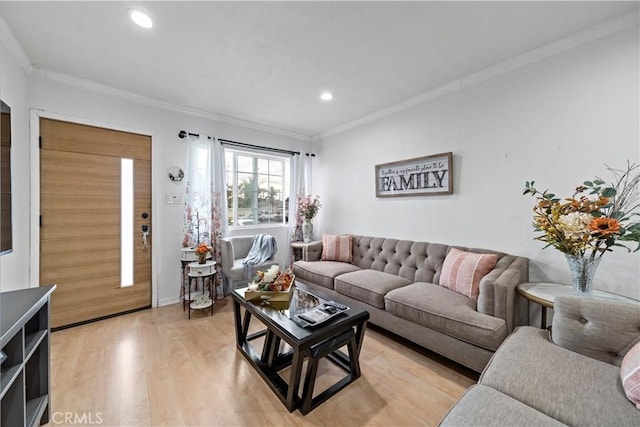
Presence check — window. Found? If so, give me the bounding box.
[120,158,134,287]
[225,149,289,227]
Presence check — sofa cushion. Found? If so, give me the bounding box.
[440,248,497,301]
[227,258,279,282]
[621,340,640,409]
[321,234,353,263]
[481,326,640,426]
[438,384,566,427]
[334,270,412,309]
[351,236,450,283]
[292,261,361,289]
[385,282,507,351]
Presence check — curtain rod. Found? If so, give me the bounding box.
[218,138,301,156]
[178,130,212,140]
[179,130,309,156]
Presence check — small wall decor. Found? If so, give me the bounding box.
[375,152,453,197]
[168,166,184,182]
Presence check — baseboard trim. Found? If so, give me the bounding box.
[158,297,180,307]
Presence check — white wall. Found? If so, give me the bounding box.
[24,75,310,305]
[0,40,29,291]
[314,27,640,299]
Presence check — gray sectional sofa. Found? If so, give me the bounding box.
[439,296,640,426]
[292,235,529,372]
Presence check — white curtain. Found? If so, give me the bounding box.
[303,153,313,195]
[182,135,229,297]
[287,153,306,266]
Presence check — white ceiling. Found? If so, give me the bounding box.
[1,1,638,140]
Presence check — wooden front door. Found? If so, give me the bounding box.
[40,118,151,328]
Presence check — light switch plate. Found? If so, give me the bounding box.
[166,193,182,204]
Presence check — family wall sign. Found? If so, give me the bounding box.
[375,152,453,197]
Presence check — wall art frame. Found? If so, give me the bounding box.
[375,152,453,198]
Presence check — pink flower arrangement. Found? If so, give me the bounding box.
[297,195,321,222]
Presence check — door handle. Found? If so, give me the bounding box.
[141,224,149,249]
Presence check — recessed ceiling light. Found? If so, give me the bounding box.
[129,9,153,29]
[320,92,333,101]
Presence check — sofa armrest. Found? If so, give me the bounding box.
[477,255,529,333]
[551,296,640,365]
[220,238,235,274]
[302,241,323,261]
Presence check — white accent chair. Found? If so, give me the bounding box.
[220,235,279,290]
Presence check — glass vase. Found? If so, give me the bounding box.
[564,253,601,297]
[302,219,314,243]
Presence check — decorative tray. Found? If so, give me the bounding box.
[244,267,295,302]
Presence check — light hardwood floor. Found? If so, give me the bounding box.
[45,298,477,426]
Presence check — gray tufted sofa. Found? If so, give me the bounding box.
[292,235,529,372]
[439,297,640,426]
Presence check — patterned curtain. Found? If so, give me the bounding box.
[211,139,229,295]
[182,135,229,298]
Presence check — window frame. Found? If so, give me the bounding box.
[225,148,290,229]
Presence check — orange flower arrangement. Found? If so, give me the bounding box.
[195,243,211,255]
[523,162,639,259]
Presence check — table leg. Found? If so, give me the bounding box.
[265,336,282,369]
[188,277,192,319]
[285,350,304,412]
[209,275,214,316]
[299,326,362,415]
[354,320,367,355]
[300,354,320,413]
[181,262,185,311]
[347,334,361,378]
[232,299,245,347]
[541,306,547,329]
[241,310,252,341]
[262,330,276,363]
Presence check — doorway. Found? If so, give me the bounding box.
[39,118,152,328]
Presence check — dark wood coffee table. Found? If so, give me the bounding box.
[231,283,369,414]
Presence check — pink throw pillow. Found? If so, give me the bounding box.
[440,247,497,301]
[321,234,353,263]
[621,341,640,410]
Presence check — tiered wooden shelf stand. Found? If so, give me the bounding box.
[1,285,56,427]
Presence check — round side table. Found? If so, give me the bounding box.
[187,261,216,319]
[517,282,638,329]
[180,249,212,311]
[290,240,321,262]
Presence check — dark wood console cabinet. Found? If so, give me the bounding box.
[1,285,56,427]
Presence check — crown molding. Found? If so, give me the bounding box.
[317,9,640,140]
[2,13,311,141]
[0,16,310,143]
[30,68,312,141]
[0,17,31,71]
[4,8,637,143]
